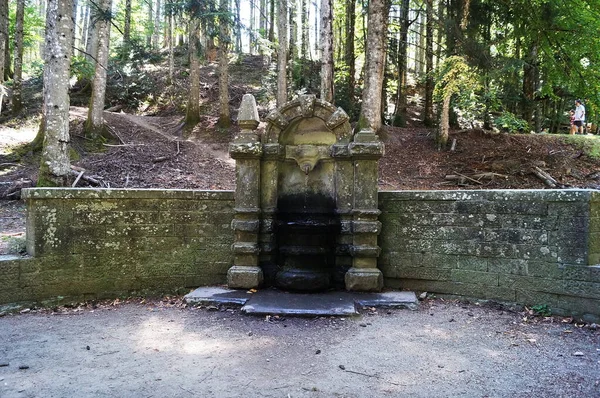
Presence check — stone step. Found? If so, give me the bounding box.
[184,287,418,316]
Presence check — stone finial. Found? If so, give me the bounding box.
[238,94,260,131]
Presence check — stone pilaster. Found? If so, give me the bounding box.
[227,94,263,289]
[345,128,384,292]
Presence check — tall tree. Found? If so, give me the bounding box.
[234,0,241,53]
[276,0,288,107]
[85,3,98,65]
[167,0,174,84]
[289,0,297,61]
[423,0,434,126]
[392,0,409,126]
[268,0,274,42]
[12,0,25,113]
[0,0,7,86]
[320,0,333,102]
[358,0,389,132]
[217,0,230,127]
[344,0,356,97]
[146,0,153,47]
[300,0,308,58]
[81,1,90,56]
[185,15,201,127]
[38,0,75,186]
[84,0,112,139]
[122,0,132,59]
[153,0,161,48]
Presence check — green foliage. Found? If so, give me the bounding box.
[493,112,530,134]
[333,66,361,121]
[434,56,479,102]
[8,2,44,53]
[564,135,600,160]
[71,57,95,81]
[5,236,27,255]
[290,59,320,96]
[531,304,551,317]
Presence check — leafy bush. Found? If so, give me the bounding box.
[71,56,95,81]
[531,304,551,317]
[493,112,530,134]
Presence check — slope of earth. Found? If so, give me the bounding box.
[380,127,600,190]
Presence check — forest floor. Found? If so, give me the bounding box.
[1,54,600,254]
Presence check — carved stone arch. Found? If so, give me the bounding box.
[263,95,352,145]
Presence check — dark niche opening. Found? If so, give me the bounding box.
[274,194,340,291]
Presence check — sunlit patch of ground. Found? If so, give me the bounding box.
[0,125,37,155]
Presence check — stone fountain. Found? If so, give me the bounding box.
[227,94,384,292]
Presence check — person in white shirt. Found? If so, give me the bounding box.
[574,99,586,134]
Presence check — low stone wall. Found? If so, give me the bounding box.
[379,190,600,322]
[1,188,599,321]
[0,188,234,305]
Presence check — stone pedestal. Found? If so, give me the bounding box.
[227,94,263,289]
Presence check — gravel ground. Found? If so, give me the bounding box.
[1,297,599,398]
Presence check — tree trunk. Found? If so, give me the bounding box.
[423,0,434,126]
[358,0,388,133]
[76,0,85,55]
[122,0,132,59]
[185,17,201,127]
[167,4,173,84]
[438,94,451,150]
[522,42,538,130]
[268,0,275,42]
[234,0,241,53]
[320,0,333,103]
[84,0,112,139]
[276,0,288,108]
[344,0,356,112]
[393,0,409,126]
[146,0,153,48]
[12,0,25,113]
[38,0,74,187]
[289,0,297,61]
[300,0,308,59]
[85,3,97,66]
[152,0,161,48]
[313,1,319,58]
[81,2,89,56]
[217,0,230,127]
[0,0,7,85]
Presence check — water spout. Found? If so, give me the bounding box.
[301,163,312,175]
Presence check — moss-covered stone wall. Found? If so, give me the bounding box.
[0,188,234,305]
[379,189,600,322]
[1,188,599,322]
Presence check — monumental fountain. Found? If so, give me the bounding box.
[227,94,385,293]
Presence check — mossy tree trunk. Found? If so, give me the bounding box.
[84,0,112,141]
[38,0,75,187]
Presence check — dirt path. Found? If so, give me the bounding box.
[1,298,598,397]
